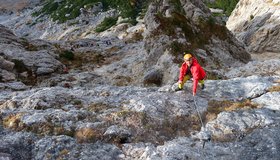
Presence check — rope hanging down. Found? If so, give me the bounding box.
[193,96,210,148]
[193,96,204,127]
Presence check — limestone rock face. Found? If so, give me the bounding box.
[0,25,64,84]
[1,0,251,86]
[1,69,280,159]
[0,131,36,160]
[1,1,280,159]
[181,0,212,23]
[142,0,250,85]
[227,0,280,53]
[225,59,280,78]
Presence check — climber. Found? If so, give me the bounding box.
[175,53,206,96]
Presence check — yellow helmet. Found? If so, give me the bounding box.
[184,53,192,60]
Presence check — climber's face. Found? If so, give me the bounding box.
[184,58,192,66]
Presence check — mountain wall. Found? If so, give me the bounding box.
[0,0,280,160]
[140,0,250,85]
[227,0,280,53]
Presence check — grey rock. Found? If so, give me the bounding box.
[0,152,12,160]
[0,56,14,71]
[0,25,64,80]
[181,0,211,24]
[0,1,279,159]
[122,143,158,160]
[0,69,16,82]
[0,131,37,160]
[225,59,280,78]
[122,125,280,159]
[104,125,131,137]
[33,135,122,160]
[0,81,28,91]
[232,126,280,160]
[227,0,280,53]
[252,92,280,110]
[205,75,275,100]
[206,109,275,138]
[143,69,163,86]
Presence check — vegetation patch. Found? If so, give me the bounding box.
[11,59,37,85]
[75,127,102,143]
[88,102,114,113]
[153,11,229,65]
[3,113,77,136]
[12,59,29,73]
[59,50,75,60]
[206,0,239,16]
[206,71,224,80]
[20,38,39,51]
[113,75,132,86]
[107,110,202,145]
[206,99,258,122]
[170,0,185,15]
[124,32,144,43]
[268,85,280,92]
[250,15,254,20]
[59,50,105,70]
[95,16,118,33]
[33,0,150,24]
[3,113,23,130]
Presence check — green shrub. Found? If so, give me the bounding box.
[60,50,74,60]
[250,15,254,20]
[95,16,118,33]
[170,0,185,14]
[207,0,239,16]
[33,0,150,24]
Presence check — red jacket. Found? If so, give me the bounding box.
[179,58,206,94]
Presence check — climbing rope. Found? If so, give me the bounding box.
[192,96,214,159]
[193,96,204,128]
[193,96,210,148]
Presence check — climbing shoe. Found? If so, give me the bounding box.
[174,87,182,92]
[201,84,205,90]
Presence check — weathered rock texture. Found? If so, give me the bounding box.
[227,0,280,53]
[1,0,251,86]
[0,25,64,84]
[1,70,280,159]
[0,0,280,160]
[141,0,251,85]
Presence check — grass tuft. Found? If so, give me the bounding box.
[206,0,239,16]
[268,85,280,92]
[75,128,101,143]
[95,16,118,33]
[206,99,258,122]
[59,50,75,60]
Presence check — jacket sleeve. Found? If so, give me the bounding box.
[192,66,199,94]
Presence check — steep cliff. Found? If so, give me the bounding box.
[227,0,280,53]
[141,0,250,85]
